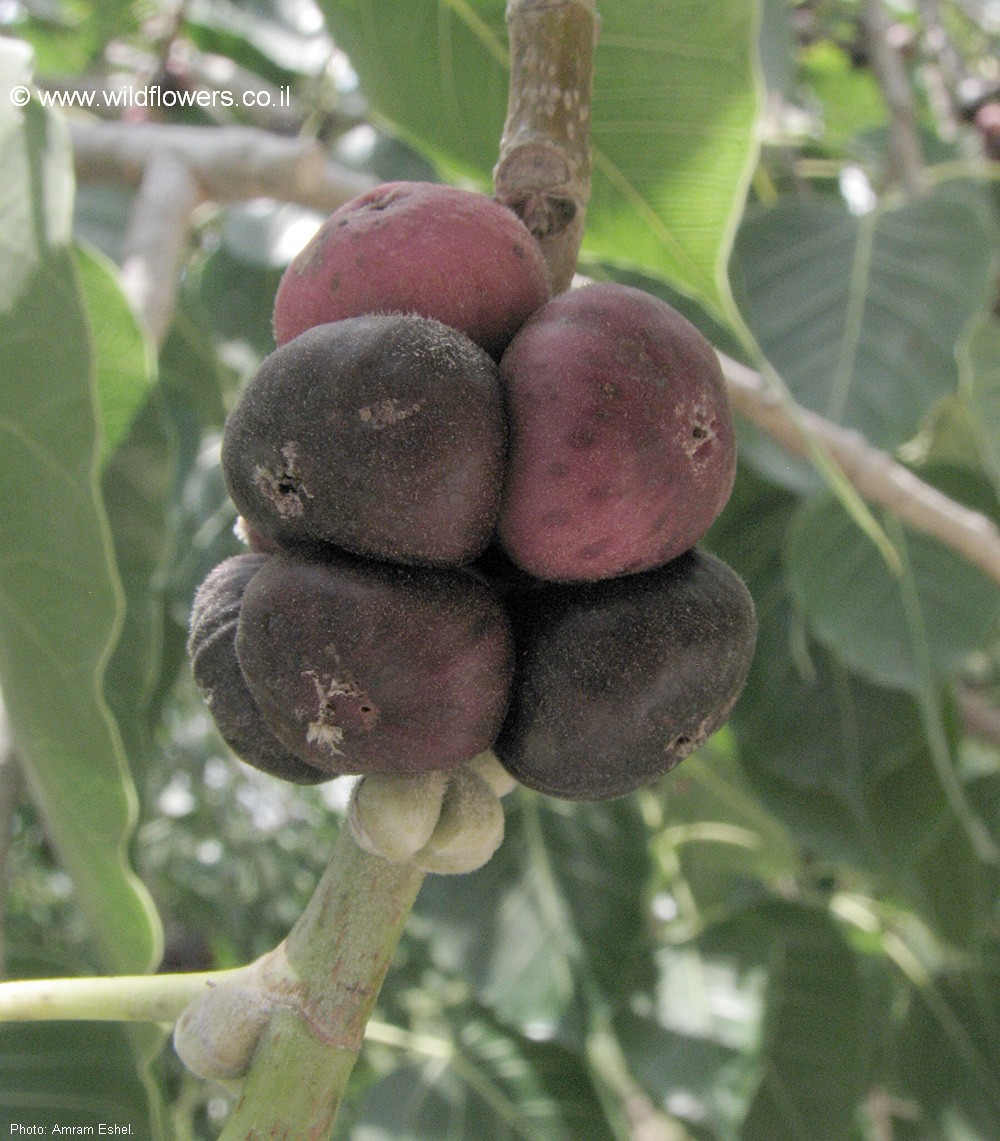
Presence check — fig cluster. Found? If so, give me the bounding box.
[188,180,756,802]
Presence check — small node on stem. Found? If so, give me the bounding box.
[346,770,449,862]
[413,767,505,875]
[173,970,277,1085]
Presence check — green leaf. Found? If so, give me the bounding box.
[104,298,243,770]
[319,0,760,324]
[584,1,761,323]
[739,646,928,868]
[798,40,886,153]
[185,0,333,80]
[355,1012,612,1141]
[0,46,161,974]
[758,0,795,98]
[75,242,156,462]
[0,43,72,299]
[959,312,1000,500]
[731,179,997,449]
[707,468,926,867]
[894,950,1000,1137]
[786,493,1000,694]
[787,493,1000,868]
[196,238,284,362]
[870,746,1000,949]
[320,1,508,178]
[0,1016,161,1136]
[415,793,651,1043]
[739,903,866,1140]
[619,901,867,1139]
[13,4,140,77]
[650,747,800,929]
[161,294,236,433]
[617,925,767,1136]
[73,182,135,266]
[101,390,180,767]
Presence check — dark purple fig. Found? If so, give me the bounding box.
[495,549,756,800]
[235,552,513,775]
[187,554,329,785]
[221,314,507,568]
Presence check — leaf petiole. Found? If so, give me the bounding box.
[0,968,242,1025]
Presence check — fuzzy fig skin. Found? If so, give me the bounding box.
[273,182,551,359]
[235,552,514,776]
[221,315,507,568]
[495,549,756,801]
[497,283,736,581]
[187,554,329,785]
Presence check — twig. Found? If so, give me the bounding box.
[0,968,233,1023]
[861,0,926,194]
[69,120,377,213]
[70,120,377,345]
[494,0,598,293]
[720,352,1000,588]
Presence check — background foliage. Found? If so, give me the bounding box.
[1,1,1000,1138]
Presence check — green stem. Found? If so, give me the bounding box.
[0,968,237,1023]
[219,825,425,1140]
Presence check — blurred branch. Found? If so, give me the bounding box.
[69,120,377,344]
[917,0,966,137]
[69,120,376,212]
[862,0,926,193]
[119,147,202,346]
[720,352,1000,589]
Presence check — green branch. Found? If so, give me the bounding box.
[216,825,425,1138]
